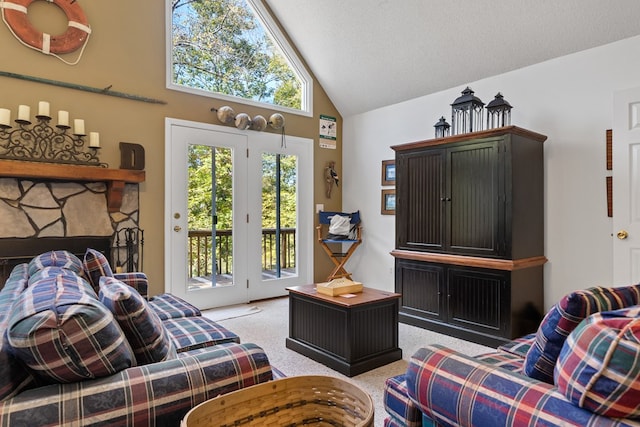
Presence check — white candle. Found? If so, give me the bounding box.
[89,132,100,148]
[58,110,69,127]
[74,119,85,135]
[0,108,10,126]
[38,101,50,117]
[18,105,30,122]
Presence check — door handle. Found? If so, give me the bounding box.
[174,226,182,232]
[617,230,629,240]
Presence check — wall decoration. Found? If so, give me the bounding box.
[381,189,396,215]
[606,129,612,170]
[607,176,613,217]
[324,161,339,198]
[2,0,91,65]
[0,71,167,104]
[319,114,337,149]
[381,160,395,186]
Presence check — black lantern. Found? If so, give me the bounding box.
[434,116,450,138]
[486,92,513,129]
[451,87,484,135]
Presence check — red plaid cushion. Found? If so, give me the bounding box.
[7,273,135,384]
[83,248,114,292]
[525,285,640,383]
[555,306,640,418]
[27,250,84,277]
[99,277,177,365]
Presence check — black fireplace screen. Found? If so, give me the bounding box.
[0,237,112,289]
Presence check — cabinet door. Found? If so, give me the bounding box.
[396,149,445,251]
[447,141,504,256]
[395,259,445,322]
[446,266,508,336]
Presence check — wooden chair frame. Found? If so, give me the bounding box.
[316,211,362,281]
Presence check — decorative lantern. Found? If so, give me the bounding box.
[486,92,513,129]
[451,87,484,135]
[434,116,450,138]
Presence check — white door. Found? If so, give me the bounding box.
[165,119,312,309]
[613,86,640,285]
[247,132,313,300]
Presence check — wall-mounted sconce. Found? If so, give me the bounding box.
[0,101,105,166]
[211,106,285,132]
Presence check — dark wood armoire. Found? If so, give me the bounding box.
[391,126,547,347]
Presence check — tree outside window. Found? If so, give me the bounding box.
[170,0,305,111]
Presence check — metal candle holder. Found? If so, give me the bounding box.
[0,115,106,167]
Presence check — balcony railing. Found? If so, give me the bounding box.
[188,228,296,278]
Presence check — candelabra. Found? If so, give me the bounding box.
[0,115,106,167]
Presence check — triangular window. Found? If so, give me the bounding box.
[168,0,312,116]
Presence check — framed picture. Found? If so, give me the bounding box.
[381,189,396,215]
[381,160,395,186]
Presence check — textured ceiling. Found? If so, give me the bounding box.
[265,0,640,117]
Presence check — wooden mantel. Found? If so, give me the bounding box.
[0,159,145,212]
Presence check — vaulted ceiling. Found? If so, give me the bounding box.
[265,0,640,117]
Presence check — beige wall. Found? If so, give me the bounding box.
[0,1,341,294]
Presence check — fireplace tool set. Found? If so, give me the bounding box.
[114,228,144,273]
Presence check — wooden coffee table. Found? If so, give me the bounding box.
[286,284,402,377]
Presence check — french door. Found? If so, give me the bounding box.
[165,118,312,309]
[613,86,640,285]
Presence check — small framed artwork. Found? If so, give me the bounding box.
[381,189,396,215]
[381,160,395,186]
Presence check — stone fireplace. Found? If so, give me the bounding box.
[0,160,145,287]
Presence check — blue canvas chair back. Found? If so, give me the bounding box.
[318,211,361,225]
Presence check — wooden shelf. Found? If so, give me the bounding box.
[0,159,145,212]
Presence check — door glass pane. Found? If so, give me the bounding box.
[187,144,234,289]
[261,152,298,280]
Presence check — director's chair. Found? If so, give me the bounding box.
[316,211,362,281]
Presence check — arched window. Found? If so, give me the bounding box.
[167,0,313,116]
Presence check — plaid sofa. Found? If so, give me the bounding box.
[0,250,273,426]
[384,285,640,427]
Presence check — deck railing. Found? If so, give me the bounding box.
[188,228,296,277]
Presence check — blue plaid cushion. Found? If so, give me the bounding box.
[0,264,35,400]
[83,248,114,292]
[148,293,201,319]
[555,306,640,418]
[7,273,135,384]
[384,374,422,427]
[163,316,240,352]
[407,345,628,427]
[113,272,149,298]
[99,277,177,365]
[525,285,640,383]
[27,250,84,277]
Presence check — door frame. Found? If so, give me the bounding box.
[164,117,313,308]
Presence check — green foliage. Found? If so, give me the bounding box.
[171,0,301,109]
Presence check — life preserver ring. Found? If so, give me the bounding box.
[1,0,91,55]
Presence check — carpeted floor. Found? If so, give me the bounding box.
[217,296,493,426]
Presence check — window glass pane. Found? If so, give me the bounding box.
[171,0,304,111]
[187,144,234,289]
[261,152,298,279]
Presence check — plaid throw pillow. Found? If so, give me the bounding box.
[7,273,135,384]
[99,277,177,365]
[555,306,640,418]
[27,250,84,277]
[83,248,114,292]
[524,285,640,383]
